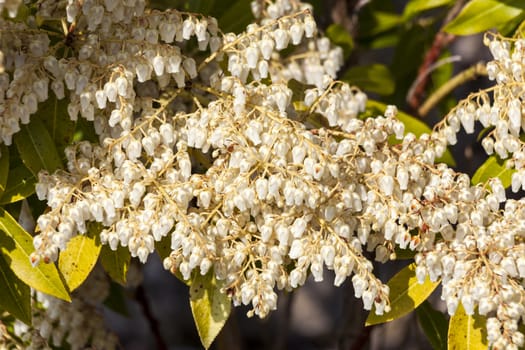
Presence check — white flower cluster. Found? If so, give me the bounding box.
[436,34,525,196]
[2,0,525,348]
[0,18,52,144]
[420,33,525,349]
[34,78,393,318]
[26,0,391,320]
[415,197,525,349]
[0,0,221,145]
[249,0,343,88]
[10,267,117,350]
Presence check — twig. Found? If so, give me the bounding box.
[407,53,461,107]
[407,0,466,112]
[350,324,375,350]
[135,285,168,350]
[335,0,369,76]
[418,62,487,117]
[337,280,371,350]
[273,292,294,350]
[407,31,456,112]
[216,308,242,350]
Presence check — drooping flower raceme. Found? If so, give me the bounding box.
[2,1,525,349]
[8,267,118,350]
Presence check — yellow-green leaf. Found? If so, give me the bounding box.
[444,0,525,35]
[448,304,488,350]
[100,245,130,286]
[499,9,525,36]
[403,0,454,20]
[14,118,62,177]
[0,253,31,325]
[0,166,35,205]
[515,17,525,37]
[0,145,9,198]
[471,155,514,188]
[58,224,102,292]
[0,208,70,301]
[366,263,440,326]
[190,271,231,349]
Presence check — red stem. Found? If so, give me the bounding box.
[408,31,455,113]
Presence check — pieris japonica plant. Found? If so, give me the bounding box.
[1,0,525,349]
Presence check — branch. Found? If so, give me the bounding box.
[407,0,467,112]
[273,292,294,350]
[337,280,371,349]
[406,31,456,111]
[135,285,168,350]
[216,308,242,350]
[350,324,375,350]
[418,62,487,117]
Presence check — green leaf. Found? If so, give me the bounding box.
[0,254,31,325]
[366,100,456,166]
[217,0,253,34]
[403,0,454,20]
[288,78,308,104]
[358,9,402,38]
[325,23,354,59]
[389,23,435,103]
[103,281,129,317]
[0,208,70,301]
[40,93,76,157]
[100,245,130,286]
[190,271,231,349]
[448,304,488,350]
[471,155,514,187]
[0,145,9,198]
[73,117,98,143]
[187,0,217,15]
[417,301,448,350]
[444,0,525,35]
[152,0,232,18]
[357,2,402,49]
[342,64,395,95]
[0,166,35,205]
[364,31,401,49]
[366,263,440,326]
[14,118,62,176]
[58,224,102,292]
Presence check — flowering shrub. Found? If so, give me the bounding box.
[1,0,525,349]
